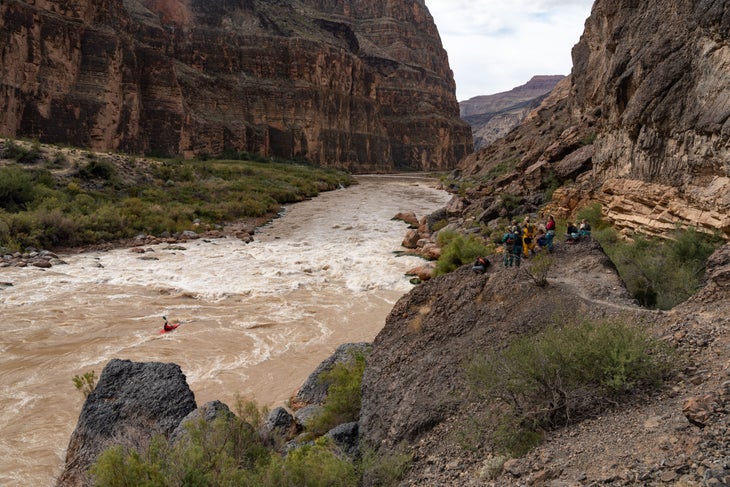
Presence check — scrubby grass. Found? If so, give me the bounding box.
[0,145,353,250]
[432,230,490,277]
[576,203,722,309]
[465,317,674,456]
[89,389,410,487]
[306,349,369,437]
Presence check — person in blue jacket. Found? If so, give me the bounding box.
[502,226,522,268]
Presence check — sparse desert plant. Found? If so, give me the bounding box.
[72,370,97,398]
[522,252,555,287]
[359,445,412,486]
[465,317,674,456]
[0,167,36,212]
[306,349,369,437]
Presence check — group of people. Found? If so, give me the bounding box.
[472,215,592,272]
[566,219,592,243]
[502,214,584,268]
[500,216,549,267]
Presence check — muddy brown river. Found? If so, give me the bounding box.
[0,174,450,486]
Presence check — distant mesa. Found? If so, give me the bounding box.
[460,75,565,150]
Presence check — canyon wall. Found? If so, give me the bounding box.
[570,0,730,237]
[0,0,472,172]
[457,0,729,239]
[460,75,564,150]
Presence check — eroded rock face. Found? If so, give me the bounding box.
[458,1,729,240]
[460,75,565,150]
[359,240,638,451]
[0,0,472,171]
[56,359,197,487]
[569,0,730,237]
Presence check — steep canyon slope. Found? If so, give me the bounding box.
[0,0,472,171]
[458,0,730,240]
[460,75,564,151]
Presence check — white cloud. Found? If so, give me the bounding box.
[425,0,594,100]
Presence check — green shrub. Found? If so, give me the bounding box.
[599,228,721,309]
[0,167,36,211]
[90,443,167,487]
[433,230,489,277]
[359,446,412,487]
[3,139,42,163]
[307,349,369,437]
[465,317,673,455]
[576,204,721,309]
[72,370,97,398]
[253,439,358,487]
[92,422,356,486]
[37,208,79,247]
[78,159,116,180]
[500,193,522,212]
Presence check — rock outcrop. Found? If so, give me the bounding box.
[56,359,197,487]
[0,0,472,172]
[359,240,638,453]
[460,75,565,150]
[359,238,730,486]
[456,0,730,240]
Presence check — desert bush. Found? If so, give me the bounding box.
[307,349,369,437]
[522,252,555,287]
[359,445,412,487]
[252,439,358,487]
[3,139,42,163]
[433,230,490,277]
[37,208,79,247]
[465,317,673,456]
[601,229,720,309]
[91,416,356,486]
[72,370,97,398]
[77,159,116,181]
[0,167,36,211]
[576,204,721,309]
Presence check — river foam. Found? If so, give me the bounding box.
[0,174,451,486]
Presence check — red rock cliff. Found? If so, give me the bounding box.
[0,0,472,172]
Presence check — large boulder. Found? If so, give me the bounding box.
[56,359,197,487]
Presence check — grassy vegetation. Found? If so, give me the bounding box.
[576,204,722,309]
[0,141,353,251]
[432,230,491,277]
[90,357,411,487]
[465,316,674,456]
[306,350,368,437]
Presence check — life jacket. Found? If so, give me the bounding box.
[504,232,518,249]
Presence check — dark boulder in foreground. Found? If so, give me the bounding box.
[56,359,197,487]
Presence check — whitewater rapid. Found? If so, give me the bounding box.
[0,174,451,486]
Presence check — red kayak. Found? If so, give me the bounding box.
[159,323,180,334]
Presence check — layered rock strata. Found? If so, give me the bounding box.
[460,75,565,150]
[456,0,730,239]
[0,0,472,171]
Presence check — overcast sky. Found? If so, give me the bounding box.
[425,0,595,101]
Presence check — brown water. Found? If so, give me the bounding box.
[0,174,450,487]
